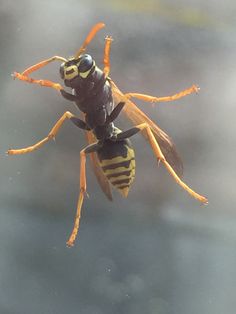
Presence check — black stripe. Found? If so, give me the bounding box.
[107,170,131,179]
[102,158,134,171]
[112,178,130,186]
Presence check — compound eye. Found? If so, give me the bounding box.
[78,54,93,73]
[59,63,65,79]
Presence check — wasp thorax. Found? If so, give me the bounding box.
[59,54,94,81]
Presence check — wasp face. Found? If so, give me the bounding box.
[59,54,94,82]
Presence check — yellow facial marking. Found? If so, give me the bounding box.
[64,65,78,80]
[79,61,96,79]
[79,68,92,78]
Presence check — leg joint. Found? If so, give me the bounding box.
[136,123,148,131]
[65,111,74,119]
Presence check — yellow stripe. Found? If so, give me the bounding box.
[100,145,134,167]
[109,169,135,183]
[127,145,135,158]
[104,166,130,176]
[100,156,128,167]
[103,160,135,175]
[109,174,131,183]
[115,182,130,188]
[130,176,135,183]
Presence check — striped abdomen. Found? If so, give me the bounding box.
[97,139,135,197]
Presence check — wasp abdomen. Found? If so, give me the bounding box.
[97,139,135,197]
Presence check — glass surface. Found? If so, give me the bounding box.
[0,1,235,313]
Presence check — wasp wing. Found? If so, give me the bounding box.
[110,80,183,178]
[85,129,113,201]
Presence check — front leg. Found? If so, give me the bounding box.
[13,72,63,91]
[103,36,113,77]
[7,111,78,155]
[13,55,67,91]
[60,89,80,102]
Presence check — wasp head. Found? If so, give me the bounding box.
[59,54,95,87]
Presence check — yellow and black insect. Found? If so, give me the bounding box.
[8,23,208,247]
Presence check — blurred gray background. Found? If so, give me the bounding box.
[0,0,236,313]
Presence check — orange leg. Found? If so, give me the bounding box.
[66,149,87,247]
[7,111,74,155]
[124,85,200,103]
[13,72,63,91]
[21,56,67,76]
[103,36,113,77]
[13,55,67,91]
[136,123,208,204]
[74,22,105,58]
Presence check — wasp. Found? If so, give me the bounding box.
[8,23,208,247]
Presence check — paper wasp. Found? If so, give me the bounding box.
[8,23,208,247]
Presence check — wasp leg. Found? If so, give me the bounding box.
[114,126,140,140]
[124,85,200,103]
[60,89,80,101]
[66,143,100,247]
[103,35,113,77]
[22,56,67,76]
[13,56,67,91]
[13,72,63,91]
[106,102,125,124]
[117,123,208,204]
[70,117,91,130]
[75,22,105,58]
[7,111,78,155]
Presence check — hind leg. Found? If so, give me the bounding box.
[115,124,208,204]
[67,143,100,247]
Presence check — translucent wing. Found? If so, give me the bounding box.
[85,129,113,201]
[110,80,184,177]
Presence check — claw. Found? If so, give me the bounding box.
[105,35,114,42]
[66,240,74,248]
[193,84,200,94]
[7,149,14,155]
